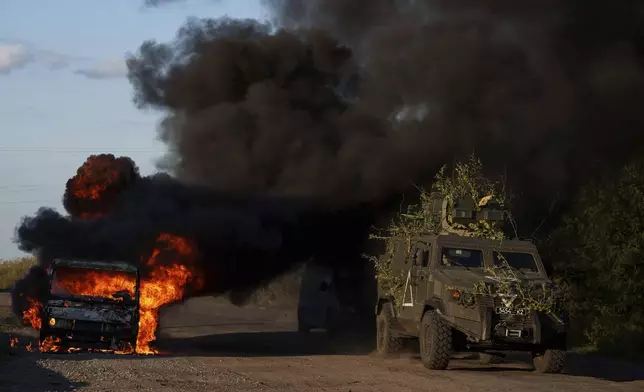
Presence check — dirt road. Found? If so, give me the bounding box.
[1,294,643,392]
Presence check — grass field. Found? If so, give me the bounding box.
[0,257,35,291]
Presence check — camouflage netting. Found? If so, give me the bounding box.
[366,156,563,313]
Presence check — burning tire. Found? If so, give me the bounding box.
[532,349,566,373]
[419,311,451,370]
[375,302,402,357]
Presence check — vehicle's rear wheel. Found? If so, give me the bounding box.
[375,302,402,357]
[532,349,566,373]
[479,353,503,364]
[419,311,452,370]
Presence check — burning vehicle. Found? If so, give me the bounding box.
[39,259,140,353]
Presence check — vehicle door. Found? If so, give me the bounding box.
[400,241,433,323]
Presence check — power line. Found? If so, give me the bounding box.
[0,200,60,205]
[0,148,165,153]
[0,182,64,191]
[0,184,58,190]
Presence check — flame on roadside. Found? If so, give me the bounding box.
[9,337,18,349]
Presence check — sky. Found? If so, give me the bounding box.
[0,0,269,259]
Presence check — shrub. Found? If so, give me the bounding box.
[0,257,35,291]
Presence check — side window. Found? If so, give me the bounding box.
[412,245,431,268]
[421,249,430,268]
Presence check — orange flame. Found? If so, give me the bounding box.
[68,155,121,200]
[22,298,42,330]
[31,233,203,355]
[40,336,63,353]
[54,267,136,301]
[9,337,18,348]
[135,234,204,354]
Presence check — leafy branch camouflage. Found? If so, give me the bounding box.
[471,259,564,314]
[369,155,560,312]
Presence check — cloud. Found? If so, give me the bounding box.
[0,39,125,79]
[143,0,186,6]
[0,41,73,74]
[74,57,128,79]
[0,44,31,74]
[36,50,70,70]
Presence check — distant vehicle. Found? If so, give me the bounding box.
[297,261,340,336]
[39,259,140,353]
[375,198,569,373]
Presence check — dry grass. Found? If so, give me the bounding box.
[248,265,304,307]
[0,257,35,291]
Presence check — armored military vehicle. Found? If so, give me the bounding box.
[374,197,568,373]
[39,259,140,353]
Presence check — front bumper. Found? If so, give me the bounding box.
[41,317,137,352]
[477,302,567,350]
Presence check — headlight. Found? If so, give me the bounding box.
[49,318,56,327]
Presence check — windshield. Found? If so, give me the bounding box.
[50,266,137,302]
[440,247,484,269]
[492,251,539,273]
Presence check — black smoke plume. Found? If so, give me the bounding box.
[132,0,644,225]
[12,0,644,320]
[13,155,371,314]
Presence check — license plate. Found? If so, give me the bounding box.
[495,307,528,316]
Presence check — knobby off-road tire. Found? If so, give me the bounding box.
[376,302,403,357]
[532,349,566,373]
[479,353,503,364]
[419,311,452,370]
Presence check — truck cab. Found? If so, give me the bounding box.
[39,259,140,353]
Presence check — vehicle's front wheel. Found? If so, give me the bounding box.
[532,349,566,373]
[419,311,452,370]
[375,302,402,357]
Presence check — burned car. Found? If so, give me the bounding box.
[374,198,568,373]
[39,259,140,353]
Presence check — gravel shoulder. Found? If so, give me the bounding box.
[1,294,643,392]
